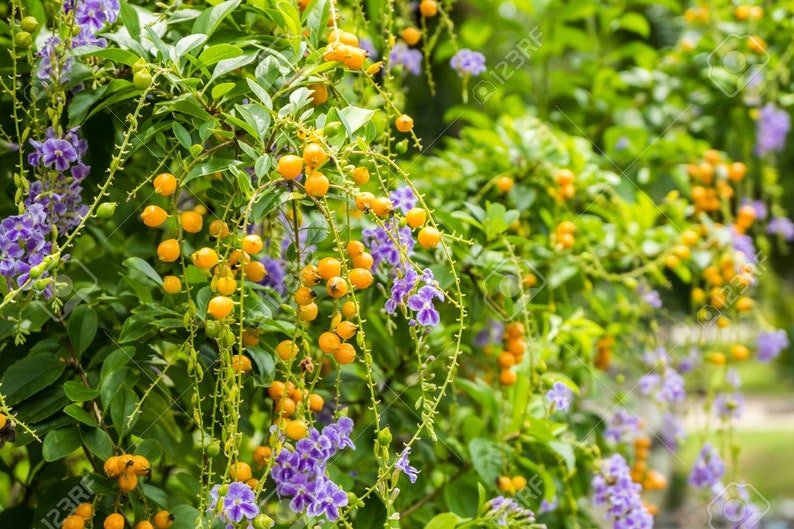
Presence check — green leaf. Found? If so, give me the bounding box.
[613,12,650,38]
[64,404,98,427]
[192,0,242,37]
[67,305,97,357]
[123,257,162,286]
[211,53,258,83]
[169,505,201,529]
[175,33,208,57]
[142,484,171,509]
[338,106,375,137]
[119,0,140,39]
[468,438,504,487]
[211,82,236,100]
[81,427,113,460]
[119,316,155,343]
[72,45,139,65]
[424,513,461,529]
[549,441,576,473]
[64,381,100,402]
[42,427,82,462]
[198,44,243,66]
[2,355,66,406]
[172,121,192,149]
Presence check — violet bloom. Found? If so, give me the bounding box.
[728,225,757,263]
[661,411,685,451]
[390,186,417,215]
[754,103,790,156]
[487,496,535,525]
[767,216,794,241]
[450,48,487,77]
[603,408,641,444]
[740,198,768,221]
[474,318,505,347]
[389,42,423,75]
[757,329,789,362]
[407,274,444,327]
[546,382,573,412]
[306,479,348,521]
[539,496,558,514]
[385,267,418,314]
[363,221,415,269]
[715,392,744,420]
[207,482,259,526]
[689,443,725,488]
[358,38,378,59]
[591,454,653,529]
[395,447,419,484]
[36,37,72,85]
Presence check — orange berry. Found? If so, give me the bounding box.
[242,328,259,347]
[309,83,328,105]
[130,455,150,476]
[305,173,330,197]
[299,302,319,322]
[417,226,441,249]
[555,168,575,186]
[253,446,272,467]
[335,321,358,340]
[333,342,356,364]
[308,393,324,412]
[300,264,321,286]
[319,332,341,353]
[276,340,298,361]
[506,338,526,355]
[231,355,252,374]
[104,456,121,477]
[208,296,234,319]
[558,232,575,249]
[303,143,328,168]
[134,523,154,529]
[342,300,358,319]
[395,114,414,133]
[243,234,264,254]
[405,207,426,228]
[63,515,86,529]
[352,252,374,270]
[704,149,721,165]
[75,503,94,519]
[153,511,173,529]
[216,276,237,296]
[244,261,267,282]
[736,296,753,312]
[748,5,763,19]
[104,514,125,529]
[118,472,138,492]
[505,322,525,338]
[294,286,317,305]
[497,476,515,494]
[317,257,342,279]
[347,240,365,257]
[141,205,168,227]
[116,454,134,473]
[728,162,747,182]
[180,210,203,233]
[352,166,370,185]
[495,176,514,193]
[681,229,699,246]
[401,27,421,46]
[230,462,252,482]
[326,276,348,298]
[665,254,680,269]
[557,221,576,234]
[748,35,766,53]
[349,268,374,289]
[710,352,727,365]
[735,5,750,19]
[419,0,438,17]
[342,47,367,70]
[370,196,393,218]
[277,154,304,180]
[327,29,359,46]
[268,381,286,400]
[208,219,230,239]
[731,345,750,360]
[511,475,527,491]
[499,369,517,386]
[153,173,178,196]
[286,419,308,440]
[192,247,219,269]
[559,184,576,200]
[275,397,296,417]
[355,192,375,211]
[497,352,515,368]
[162,275,181,294]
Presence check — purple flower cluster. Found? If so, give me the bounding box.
[71,0,121,47]
[754,103,790,156]
[689,443,725,488]
[740,199,768,221]
[486,496,535,526]
[362,221,415,269]
[389,42,423,75]
[639,368,685,405]
[660,411,685,451]
[390,186,417,215]
[450,49,487,77]
[270,417,354,521]
[591,454,653,529]
[546,382,573,412]
[0,204,53,288]
[36,37,73,86]
[604,408,641,444]
[767,216,794,241]
[756,329,789,362]
[473,318,505,347]
[395,447,420,483]
[208,482,259,528]
[407,270,444,327]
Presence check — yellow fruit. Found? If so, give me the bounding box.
[74,503,94,519]
[208,296,234,319]
[299,302,319,322]
[277,154,304,180]
[303,143,328,168]
[208,220,230,239]
[294,286,317,305]
[395,114,414,133]
[308,393,324,412]
[62,515,86,529]
[153,173,178,196]
[495,176,514,193]
[286,420,308,440]
[192,247,219,269]
[231,355,252,374]
[131,455,150,476]
[319,332,341,354]
[335,321,358,340]
[342,300,358,319]
[180,210,203,233]
[326,276,349,298]
[405,208,426,228]
[417,226,441,249]
[333,342,356,364]
[309,83,328,105]
[230,462,252,482]
[402,27,421,46]
[118,472,138,492]
[242,234,264,254]
[352,252,373,270]
[317,257,342,280]
[419,0,438,17]
[162,275,181,294]
[349,268,374,289]
[104,514,125,529]
[352,166,370,185]
[253,446,272,467]
[276,340,299,361]
[305,173,330,197]
[141,205,168,227]
[244,261,267,282]
[104,456,121,477]
[216,276,237,296]
[347,241,365,257]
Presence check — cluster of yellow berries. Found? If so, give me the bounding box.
[554,221,576,250]
[551,168,576,202]
[103,453,151,492]
[687,150,747,214]
[494,322,526,386]
[266,380,324,437]
[594,335,614,370]
[496,474,528,495]
[630,436,667,515]
[59,503,93,529]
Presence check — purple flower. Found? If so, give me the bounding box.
[207,482,259,526]
[755,103,790,156]
[726,368,742,389]
[389,42,423,75]
[637,285,662,309]
[615,136,630,151]
[390,186,417,215]
[689,443,725,488]
[474,318,505,347]
[70,0,120,49]
[546,382,573,412]
[395,447,419,484]
[306,478,348,521]
[358,38,378,59]
[604,408,641,444]
[660,411,685,451]
[728,225,757,263]
[715,392,743,420]
[36,37,72,86]
[487,496,535,525]
[407,282,444,327]
[740,198,768,221]
[363,221,415,269]
[385,267,418,314]
[539,496,558,514]
[591,454,653,529]
[767,216,794,241]
[450,48,487,77]
[260,255,287,296]
[757,329,789,362]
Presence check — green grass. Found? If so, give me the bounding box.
[734,362,794,395]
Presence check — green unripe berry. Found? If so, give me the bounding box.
[29,263,47,279]
[14,31,32,49]
[20,16,39,33]
[206,440,221,457]
[96,202,117,218]
[205,320,221,339]
[323,121,342,137]
[34,278,52,290]
[132,58,148,74]
[133,69,152,90]
[252,514,275,529]
[395,139,408,154]
[377,427,392,446]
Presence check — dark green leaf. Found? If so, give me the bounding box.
[64,404,98,427]
[81,427,113,460]
[64,381,100,402]
[67,305,98,357]
[42,427,82,461]
[2,355,66,406]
